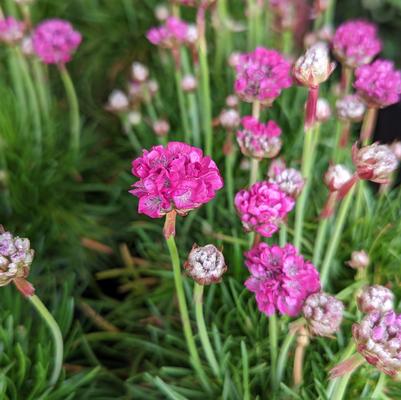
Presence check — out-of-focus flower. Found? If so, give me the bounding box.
[228,51,241,68]
[181,74,197,92]
[234,47,292,105]
[184,244,227,285]
[226,95,239,108]
[303,292,344,337]
[131,62,149,83]
[219,109,240,130]
[155,4,170,21]
[152,119,170,136]
[130,142,223,218]
[32,19,82,64]
[21,36,34,56]
[336,95,366,122]
[332,20,381,68]
[347,250,370,270]
[357,285,394,314]
[268,159,304,199]
[147,16,190,48]
[354,60,401,108]
[269,0,297,30]
[106,90,129,113]
[235,181,294,237]
[0,17,25,44]
[245,243,320,316]
[127,111,142,126]
[236,116,282,159]
[391,142,401,161]
[316,98,331,122]
[147,80,159,96]
[185,24,198,45]
[324,164,352,192]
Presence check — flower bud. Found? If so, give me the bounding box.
[336,95,366,122]
[21,36,34,56]
[316,98,331,123]
[127,111,142,126]
[184,244,227,285]
[155,4,170,21]
[152,119,170,136]
[324,164,352,192]
[106,90,129,112]
[357,285,394,314]
[147,79,159,95]
[226,95,239,108]
[131,62,149,83]
[219,109,240,130]
[347,250,370,270]
[181,74,197,92]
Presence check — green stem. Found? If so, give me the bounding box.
[279,224,287,247]
[194,283,220,378]
[324,0,337,26]
[313,217,328,266]
[241,341,251,400]
[7,47,27,121]
[225,145,236,214]
[371,373,386,399]
[269,313,278,391]
[28,294,63,386]
[282,30,293,55]
[174,68,191,143]
[331,372,353,400]
[276,330,296,386]
[249,158,260,186]
[188,92,201,147]
[32,59,50,118]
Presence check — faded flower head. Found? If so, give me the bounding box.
[353,311,401,376]
[131,62,149,82]
[0,17,25,44]
[236,116,282,159]
[354,60,401,108]
[235,181,295,237]
[106,90,129,113]
[269,0,297,30]
[130,142,223,218]
[245,243,320,316]
[357,285,394,314]
[268,159,304,199]
[32,19,82,64]
[152,119,170,136]
[219,109,240,130]
[336,95,366,122]
[332,20,381,68]
[324,164,352,192]
[147,17,189,48]
[347,250,370,270]
[184,244,227,285]
[303,292,344,337]
[181,74,197,92]
[316,98,331,123]
[234,47,292,105]
[293,42,335,88]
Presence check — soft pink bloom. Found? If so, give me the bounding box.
[347,250,370,270]
[235,181,294,237]
[332,20,381,68]
[269,0,297,30]
[0,17,25,44]
[354,60,401,108]
[336,94,366,122]
[234,47,292,105]
[146,17,189,48]
[268,159,304,199]
[32,19,82,64]
[244,243,320,316]
[236,116,282,159]
[130,142,223,218]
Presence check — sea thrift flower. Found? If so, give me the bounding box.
[268,159,304,199]
[106,90,129,113]
[269,0,297,30]
[32,19,82,64]
[347,250,370,270]
[332,20,381,68]
[131,62,149,82]
[21,36,34,56]
[303,292,344,337]
[226,95,239,108]
[234,47,292,106]
[219,109,240,130]
[236,116,282,159]
[181,74,197,92]
[354,60,401,108]
[147,17,189,48]
[0,17,25,44]
[336,95,366,122]
[316,98,331,123]
[245,243,320,316]
[152,119,170,136]
[155,4,170,21]
[184,244,227,285]
[357,285,394,314]
[235,181,294,237]
[228,51,241,68]
[127,111,142,126]
[130,142,223,218]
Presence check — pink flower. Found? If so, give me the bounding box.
[32,19,82,64]
[268,159,304,199]
[235,181,294,237]
[236,116,282,159]
[130,142,224,218]
[146,17,189,48]
[244,243,320,316]
[0,17,25,44]
[332,20,381,68]
[354,60,401,108]
[234,47,292,105]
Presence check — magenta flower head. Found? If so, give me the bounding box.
[245,243,320,316]
[146,16,189,48]
[130,142,223,218]
[235,181,295,237]
[32,19,81,65]
[236,116,282,159]
[0,17,25,44]
[268,159,304,199]
[332,20,381,68]
[354,60,401,108]
[234,47,292,106]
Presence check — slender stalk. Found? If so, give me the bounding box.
[174,68,191,143]
[279,224,287,247]
[188,92,201,146]
[194,283,220,378]
[371,373,386,399]
[276,330,296,386]
[269,313,278,390]
[324,0,337,26]
[340,66,353,95]
[241,341,251,400]
[360,107,378,145]
[282,30,293,55]
[225,144,236,214]
[249,100,261,186]
[313,217,329,266]
[7,47,27,121]
[32,59,50,122]
[28,294,63,385]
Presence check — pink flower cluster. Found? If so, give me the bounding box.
[245,243,320,316]
[130,142,223,218]
[354,60,401,108]
[0,17,25,44]
[235,181,294,237]
[32,19,82,64]
[332,20,381,68]
[234,47,292,105]
[236,116,282,159]
[147,17,190,48]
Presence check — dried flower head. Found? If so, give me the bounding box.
[152,119,170,136]
[336,95,366,122]
[245,243,320,316]
[268,159,304,199]
[357,285,394,314]
[146,17,190,48]
[303,292,344,337]
[106,90,129,113]
[347,250,370,270]
[316,98,331,123]
[181,74,197,92]
[184,244,227,285]
[324,164,352,192]
[131,62,149,82]
[0,17,25,44]
[219,109,240,130]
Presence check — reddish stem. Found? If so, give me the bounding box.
[338,174,359,199]
[339,120,351,148]
[320,191,338,219]
[14,278,35,297]
[305,86,319,129]
[163,210,177,239]
[360,107,378,145]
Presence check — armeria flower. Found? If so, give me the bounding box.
[244,243,320,316]
[347,250,370,270]
[332,20,381,69]
[106,90,129,113]
[352,311,401,376]
[184,244,227,285]
[152,119,170,136]
[131,62,149,83]
[357,285,394,314]
[32,19,82,64]
[226,95,239,108]
[146,16,189,48]
[269,0,297,30]
[235,181,295,237]
[155,4,170,21]
[268,159,304,199]
[234,47,292,105]
[219,109,240,130]
[336,95,366,122]
[181,74,197,92]
[0,17,25,44]
[303,292,344,337]
[354,60,401,108]
[130,142,223,218]
[316,98,331,123]
[236,116,282,159]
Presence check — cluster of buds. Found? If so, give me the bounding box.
[268,158,304,199]
[357,285,394,314]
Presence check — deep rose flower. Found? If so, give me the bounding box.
[235,181,295,237]
[354,60,401,108]
[234,47,292,105]
[130,142,223,218]
[0,17,25,44]
[268,159,304,199]
[146,17,189,48]
[245,243,320,316]
[236,116,282,159]
[32,19,82,64]
[357,285,394,314]
[332,20,381,68]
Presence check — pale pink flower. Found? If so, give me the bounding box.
[152,119,170,136]
[245,243,320,316]
[316,98,331,122]
[181,74,197,92]
[146,17,189,48]
[268,159,304,199]
[357,285,394,314]
[219,109,240,130]
[347,250,370,270]
[0,17,25,44]
[336,95,366,122]
[324,164,352,192]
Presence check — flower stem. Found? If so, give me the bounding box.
[249,100,261,186]
[360,107,378,145]
[313,217,329,266]
[279,224,287,247]
[282,30,293,55]
[194,283,220,378]
[28,294,63,386]
[269,313,278,391]
[293,327,309,387]
[174,68,191,143]
[225,144,236,214]
[340,66,353,95]
[371,373,386,399]
[276,330,296,386]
